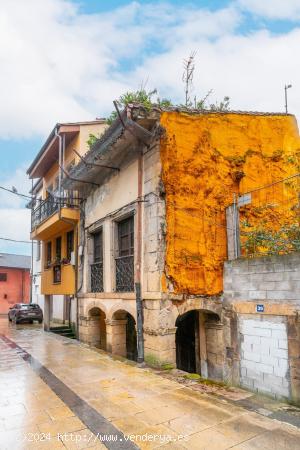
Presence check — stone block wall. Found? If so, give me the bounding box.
[142,143,165,295]
[224,253,300,304]
[224,253,300,402]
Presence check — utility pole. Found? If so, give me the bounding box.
[284,84,292,114]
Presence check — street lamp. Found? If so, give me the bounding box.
[284,84,292,114]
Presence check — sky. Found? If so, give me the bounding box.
[0,0,300,255]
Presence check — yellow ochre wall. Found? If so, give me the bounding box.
[41,227,76,295]
[160,112,300,296]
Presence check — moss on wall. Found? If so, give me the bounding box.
[160,112,300,296]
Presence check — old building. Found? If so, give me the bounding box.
[0,253,30,314]
[61,104,300,402]
[27,120,107,331]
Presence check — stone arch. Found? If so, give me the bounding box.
[106,308,137,362]
[172,297,223,328]
[85,301,107,318]
[87,306,107,350]
[108,303,137,322]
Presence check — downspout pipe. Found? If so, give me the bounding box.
[30,179,34,304]
[58,209,79,335]
[135,153,145,365]
[55,127,63,201]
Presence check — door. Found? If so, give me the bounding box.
[176,311,197,373]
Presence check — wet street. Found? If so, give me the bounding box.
[0,317,300,450]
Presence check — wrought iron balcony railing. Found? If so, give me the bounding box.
[115,255,134,292]
[91,262,104,292]
[31,194,79,230]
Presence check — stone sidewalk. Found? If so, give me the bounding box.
[0,318,300,450]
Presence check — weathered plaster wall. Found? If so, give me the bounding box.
[85,159,138,229]
[160,112,300,296]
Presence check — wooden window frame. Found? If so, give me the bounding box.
[0,273,7,282]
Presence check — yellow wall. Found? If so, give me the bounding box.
[160,112,300,296]
[41,227,76,295]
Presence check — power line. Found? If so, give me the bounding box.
[0,236,34,244]
[0,185,32,200]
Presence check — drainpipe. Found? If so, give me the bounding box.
[55,127,63,202]
[30,179,34,304]
[135,153,144,365]
[58,210,79,335]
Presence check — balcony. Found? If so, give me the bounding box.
[31,195,80,240]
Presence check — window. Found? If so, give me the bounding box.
[116,216,134,292]
[53,265,61,283]
[46,241,52,268]
[66,230,74,261]
[56,236,62,261]
[91,229,103,292]
[94,230,103,263]
[0,273,7,282]
[36,241,41,261]
[118,216,134,257]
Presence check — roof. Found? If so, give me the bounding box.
[27,119,107,179]
[63,104,295,195]
[62,107,155,194]
[0,253,31,270]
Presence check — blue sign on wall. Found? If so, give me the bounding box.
[256,304,264,313]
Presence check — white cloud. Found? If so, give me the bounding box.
[237,0,300,20]
[0,0,299,139]
[132,28,300,116]
[0,209,31,255]
[1,0,300,253]
[0,164,31,209]
[0,165,31,255]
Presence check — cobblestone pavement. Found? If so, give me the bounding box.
[0,317,300,450]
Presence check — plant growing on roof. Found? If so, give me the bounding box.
[106,88,172,125]
[181,52,230,111]
[87,133,99,149]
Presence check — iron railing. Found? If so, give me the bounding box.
[91,262,104,292]
[31,194,79,230]
[115,255,134,292]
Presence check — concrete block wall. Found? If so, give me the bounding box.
[239,315,290,399]
[224,253,300,304]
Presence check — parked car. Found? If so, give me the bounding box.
[8,303,43,324]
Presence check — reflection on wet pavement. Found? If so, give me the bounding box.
[1,317,300,450]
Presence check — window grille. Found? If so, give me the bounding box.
[116,216,134,292]
[91,229,103,292]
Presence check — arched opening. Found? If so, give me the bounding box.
[176,311,198,373]
[88,307,106,350]
[175,309,223,379]
[112,310,137,362]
